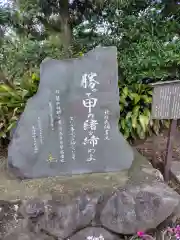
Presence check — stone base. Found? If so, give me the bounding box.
[0,149,180,239]
[0,148,162,201]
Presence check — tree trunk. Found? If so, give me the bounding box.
[60,0,72,57]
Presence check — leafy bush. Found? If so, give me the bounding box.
[119,83,169,142]
[119,38,180,85]
[0,73,39,140]
[1,37,74,84]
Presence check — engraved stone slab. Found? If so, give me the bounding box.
[8,47,134,179]
[151,81,180,119]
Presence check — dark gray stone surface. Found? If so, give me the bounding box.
[4,231,55,240]
[10,119,20,140]
[0,175,180,239]
[8,46,134,179]
[34,194,100,239]
[100,182,180,234]
[19,198,45,218]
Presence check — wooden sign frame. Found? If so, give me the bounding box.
[151,80,180,181]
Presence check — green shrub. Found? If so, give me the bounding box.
[0,72,39,140]
[119,83,169,142]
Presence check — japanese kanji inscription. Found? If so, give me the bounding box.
[8,46,134,179]
[81,73,100,162]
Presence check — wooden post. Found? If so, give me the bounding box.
[164,119,177,181]
[150,80,180,182]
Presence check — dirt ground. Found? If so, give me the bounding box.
[132,127,180,195]
[133,128,180,172]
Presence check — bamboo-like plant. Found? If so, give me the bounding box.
[0,73,39,139]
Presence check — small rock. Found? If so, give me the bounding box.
[35,194,99,239]
[101,182,180,234]
[19,199,45,218]
[0,201,22,237]
[69,227,121,240]
[3,231,55,240]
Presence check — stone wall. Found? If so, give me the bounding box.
[1,149,180,239]
[1,181,180,240]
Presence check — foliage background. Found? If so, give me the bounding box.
[0,0,180,144]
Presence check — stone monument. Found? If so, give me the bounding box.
[8,46,134,179]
